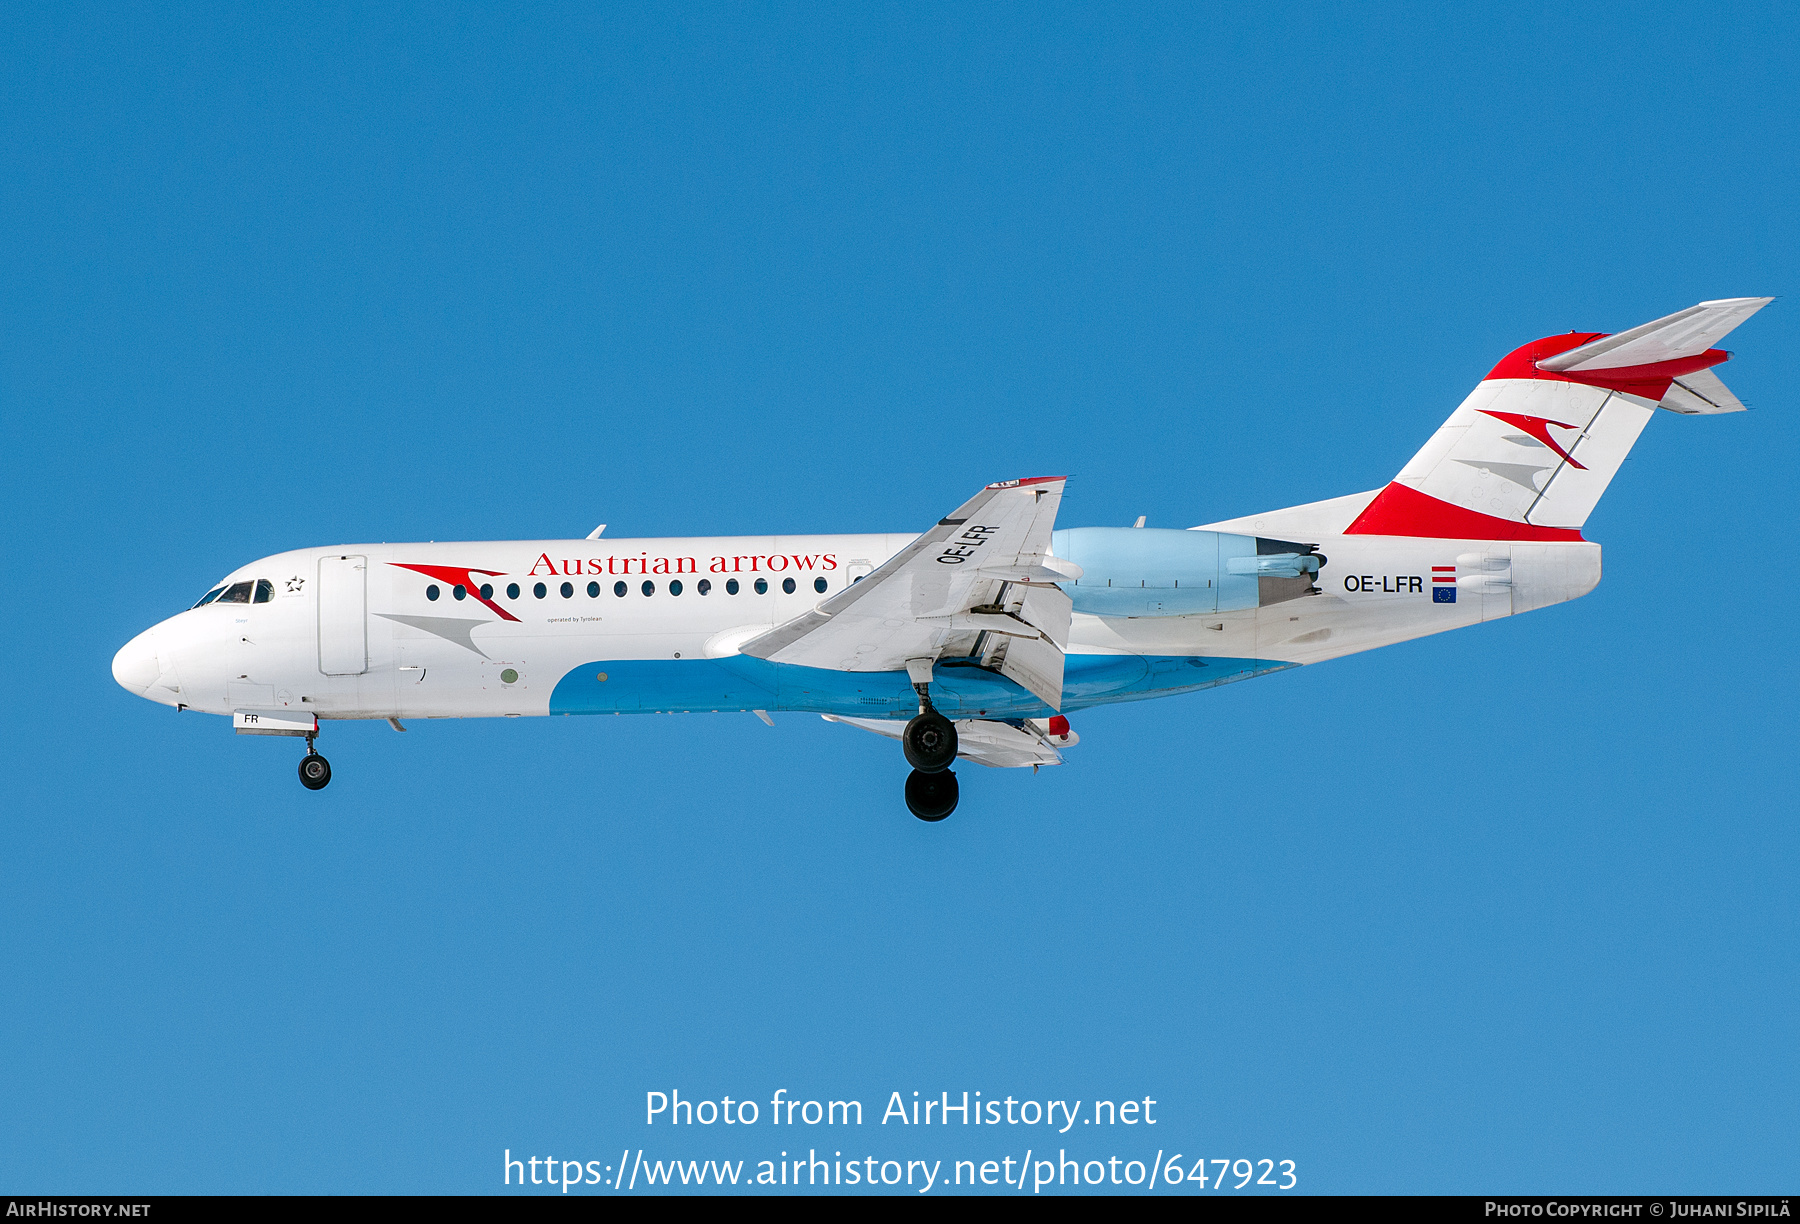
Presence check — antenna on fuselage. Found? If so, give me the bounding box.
[586,524,607,539]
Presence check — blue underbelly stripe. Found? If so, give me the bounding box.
[547,654,1296,717]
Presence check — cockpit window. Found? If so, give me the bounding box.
[191,586,226,609]
[253,579,274,604]
[216,581,254,604]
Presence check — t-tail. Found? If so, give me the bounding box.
[1344,297,1772,541]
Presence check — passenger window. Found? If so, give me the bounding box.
[587,581,600,597]
[754,578,768,595]
[534,582,547,599]
[814,576,827,593]
[253,579,274,603]
[217,581,254,604]
[641,580,656,596]
[781,577,796,594]
[479,583,493,599]
[507,583,520,599]
[192,586,225,609]
[561,581,574,598]
[669,580,683,596]
[426,585,440,601]
[726,578,740,595]
[697,579,711,595]
[614,581,627,597]
[453,585,467,600]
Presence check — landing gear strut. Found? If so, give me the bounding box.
[298,732,331,791]
[902,670,958,819]
[901,675,958,774]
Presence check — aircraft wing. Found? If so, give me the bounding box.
[739,476,1078,709]
[822,714,1079,769]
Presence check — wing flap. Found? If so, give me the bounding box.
[994,631,1065,711]
[989,583,1071,709]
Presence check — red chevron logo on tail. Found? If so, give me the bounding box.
[1478,410,1588,470]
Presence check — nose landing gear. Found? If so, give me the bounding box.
[298,732,331,791]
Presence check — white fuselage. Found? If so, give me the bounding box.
[111,524,1601,724]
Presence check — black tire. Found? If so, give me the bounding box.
[902,710,958,773]
[905,768,958,822]
[298,753,332,791]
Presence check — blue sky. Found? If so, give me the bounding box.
[2,2,1795,1194]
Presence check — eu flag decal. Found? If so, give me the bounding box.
[1432,565,1457,603]
[1433,586,1456,603]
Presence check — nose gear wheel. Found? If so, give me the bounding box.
[299,753,331,790]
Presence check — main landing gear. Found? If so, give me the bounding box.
[298,731,331,791]
[902,674,959,822]
[902,708,957,772]
[905,768,958,821]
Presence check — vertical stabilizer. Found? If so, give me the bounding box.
[1346,298,1770,539]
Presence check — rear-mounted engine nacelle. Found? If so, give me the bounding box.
[1049,527,1326,617]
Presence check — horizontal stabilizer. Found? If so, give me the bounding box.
[1538,297,1771,372]
[1660,367,1747,415]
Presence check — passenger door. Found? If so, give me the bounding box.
[318,555,368,676]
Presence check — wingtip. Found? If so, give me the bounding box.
[987,475,1068,489]
[1697,296,1775,308]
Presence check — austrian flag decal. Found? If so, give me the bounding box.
[1432,566,1457,603]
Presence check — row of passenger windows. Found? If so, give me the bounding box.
[193,572,834,610]
[425,575,831,602]
[193,579,274,608]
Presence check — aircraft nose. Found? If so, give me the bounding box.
[112,630,161,695]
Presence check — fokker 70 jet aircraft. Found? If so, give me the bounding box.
[114,298,1770,819]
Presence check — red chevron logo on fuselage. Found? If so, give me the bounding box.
[390,563,520,622]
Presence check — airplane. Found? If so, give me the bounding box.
[112,297,1772,820]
